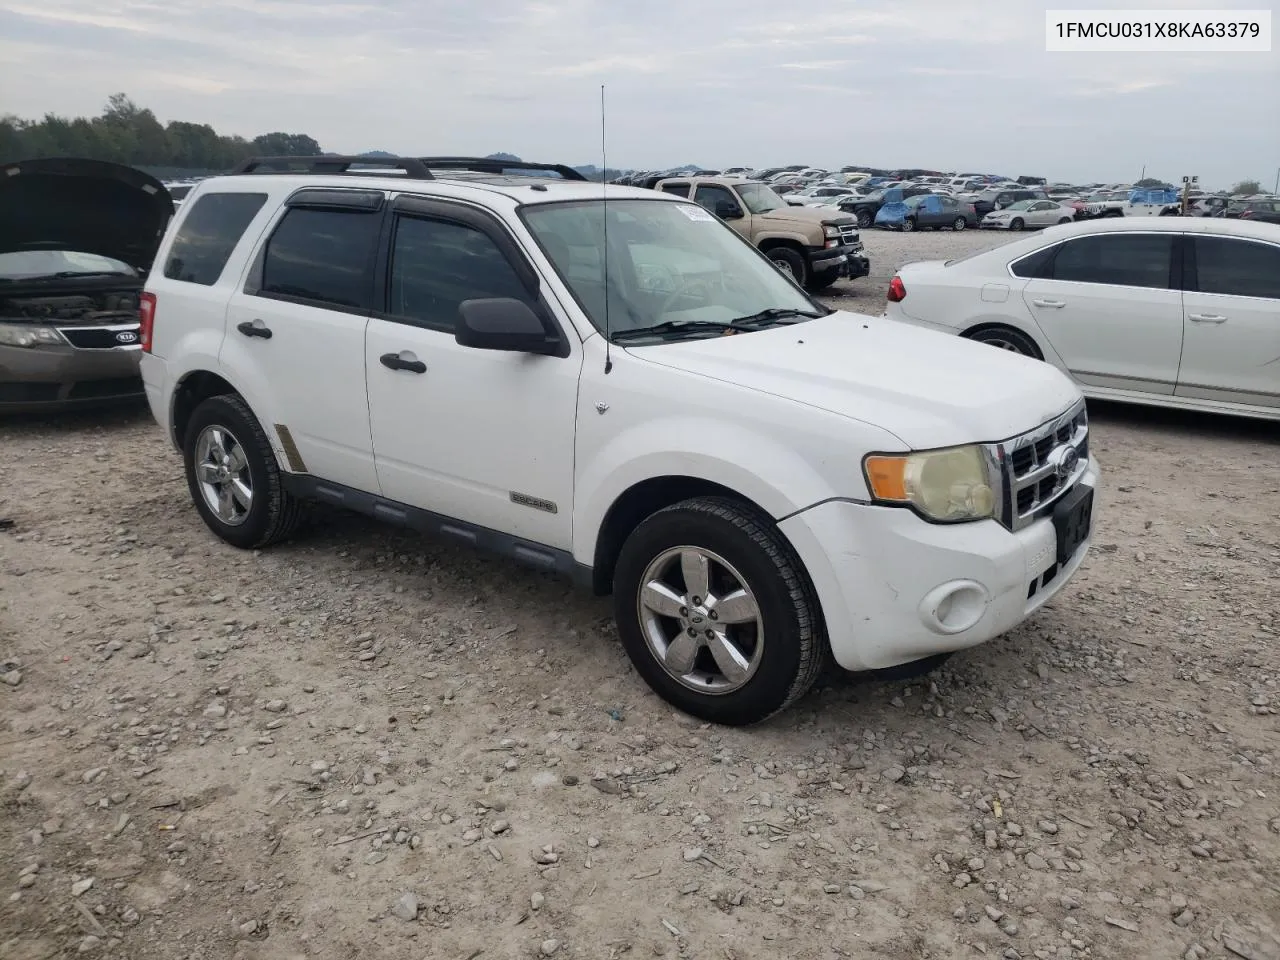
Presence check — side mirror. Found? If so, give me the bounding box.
[715,200,744,219]
[456,298,562,355]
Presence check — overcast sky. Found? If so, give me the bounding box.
[1,0,1276,187]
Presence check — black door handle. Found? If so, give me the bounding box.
[237,321,272,339]
[380,352,426,373]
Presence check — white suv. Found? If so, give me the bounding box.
[139,155,1101,725]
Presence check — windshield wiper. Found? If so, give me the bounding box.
[3,271,135,283]
[611,308,826,343]
[724,307,826,328]
[611,319,734,342]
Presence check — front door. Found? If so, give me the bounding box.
[364,200,581,549]
[1176,234,1280,409]
[1020,231,1183,394]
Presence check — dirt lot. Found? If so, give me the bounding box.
[2,228,1279,960]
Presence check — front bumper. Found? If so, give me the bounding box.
[980,220,1012,229]
[778,457,1100,672]
[807,242,866,275]
[0,341,144,412]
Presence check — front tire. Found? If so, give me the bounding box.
[612,497,824,725]
[1009,217,1025,231]
[855,209,873,228]
[765,247,808,287]
[952,217,967,231]
[901,217,916,232]
[183,394,305,549]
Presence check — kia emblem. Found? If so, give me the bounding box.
[115,330,138,344]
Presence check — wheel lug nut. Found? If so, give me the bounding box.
[708,611,718,620]
[691,596,702,605]
[705,630,715,638]
[687,628,698,638]
[679,607,688,617]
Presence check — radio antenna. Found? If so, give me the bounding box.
[600,83,612,374]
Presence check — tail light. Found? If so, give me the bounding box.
[887,276,906,302]
[139,291,156,353]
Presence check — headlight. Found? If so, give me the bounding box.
[863,445,997,522]
[823,225,842,238]
[0,324,67,348]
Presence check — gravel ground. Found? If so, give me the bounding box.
[2,227,1279,960]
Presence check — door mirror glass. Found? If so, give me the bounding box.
[456,297,561,354]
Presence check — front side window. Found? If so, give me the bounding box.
[387,216,534,332]
[1194,236,1280,299]
[164,192,268,285]
[259,207,379,310]
[521,199,821,343]
[692,185,739,216]
[1050,234,1174,289]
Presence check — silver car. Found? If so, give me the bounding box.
[981,199,1077,231]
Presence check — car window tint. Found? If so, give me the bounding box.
[1010,244,1059,279]
[1194,237,1280,299]
[388,216,532,332]
[692,185,737,212]
[260,208,379,310]
[1051,234,1173,288]
[164,193,267,285]
[660,183,691,197]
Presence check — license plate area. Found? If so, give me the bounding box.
[1052,484,1094,565]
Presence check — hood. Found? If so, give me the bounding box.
[624,312,1082,449]
[0,158,174,270]
[756,205,853,227]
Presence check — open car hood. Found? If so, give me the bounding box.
[0,158,174,270]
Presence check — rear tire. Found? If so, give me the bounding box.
[952,217,967,230]
[1057,217,1072,224]
[964,325,1042,359]
[183,394,305,550]
[612,497,825,726]
[765,247,808,287]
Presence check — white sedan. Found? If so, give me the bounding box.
[981,199,1076,230]
[883,217,1280,421]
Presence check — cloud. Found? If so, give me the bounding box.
[0,0,1273,188]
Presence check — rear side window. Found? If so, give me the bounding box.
[660,183,691,197]
[1050,234,1174,289]
[1009,244,1059,279]
[1194,237,1280,299]
[163,193,267,285]
[259,208,380,311]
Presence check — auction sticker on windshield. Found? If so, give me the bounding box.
[677,205,716,221]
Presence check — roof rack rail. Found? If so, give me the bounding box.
[230,156,435,178]
[415,157,588,181]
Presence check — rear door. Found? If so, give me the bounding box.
[221,189,383,493]
[1176,234,1280,409]
[1020,231,1183,394]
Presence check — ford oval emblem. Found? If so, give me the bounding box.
[115,330,139,344]
[1053,445,1080,480]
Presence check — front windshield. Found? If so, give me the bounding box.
[734,182,787,214]
[864,189,886,202]
[522,198,821,343]
[0,250,137,281]
[1005,200,1034,210]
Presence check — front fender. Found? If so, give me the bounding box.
[572,414,858,567]
[755,229,815,247]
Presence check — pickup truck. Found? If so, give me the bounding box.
[654,176,868,291]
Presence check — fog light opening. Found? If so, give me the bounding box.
[919,580,989,635]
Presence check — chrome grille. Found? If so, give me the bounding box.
[838,224,860,246]
[984,399,1089,531]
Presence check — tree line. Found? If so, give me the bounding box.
[0,94,322,172]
